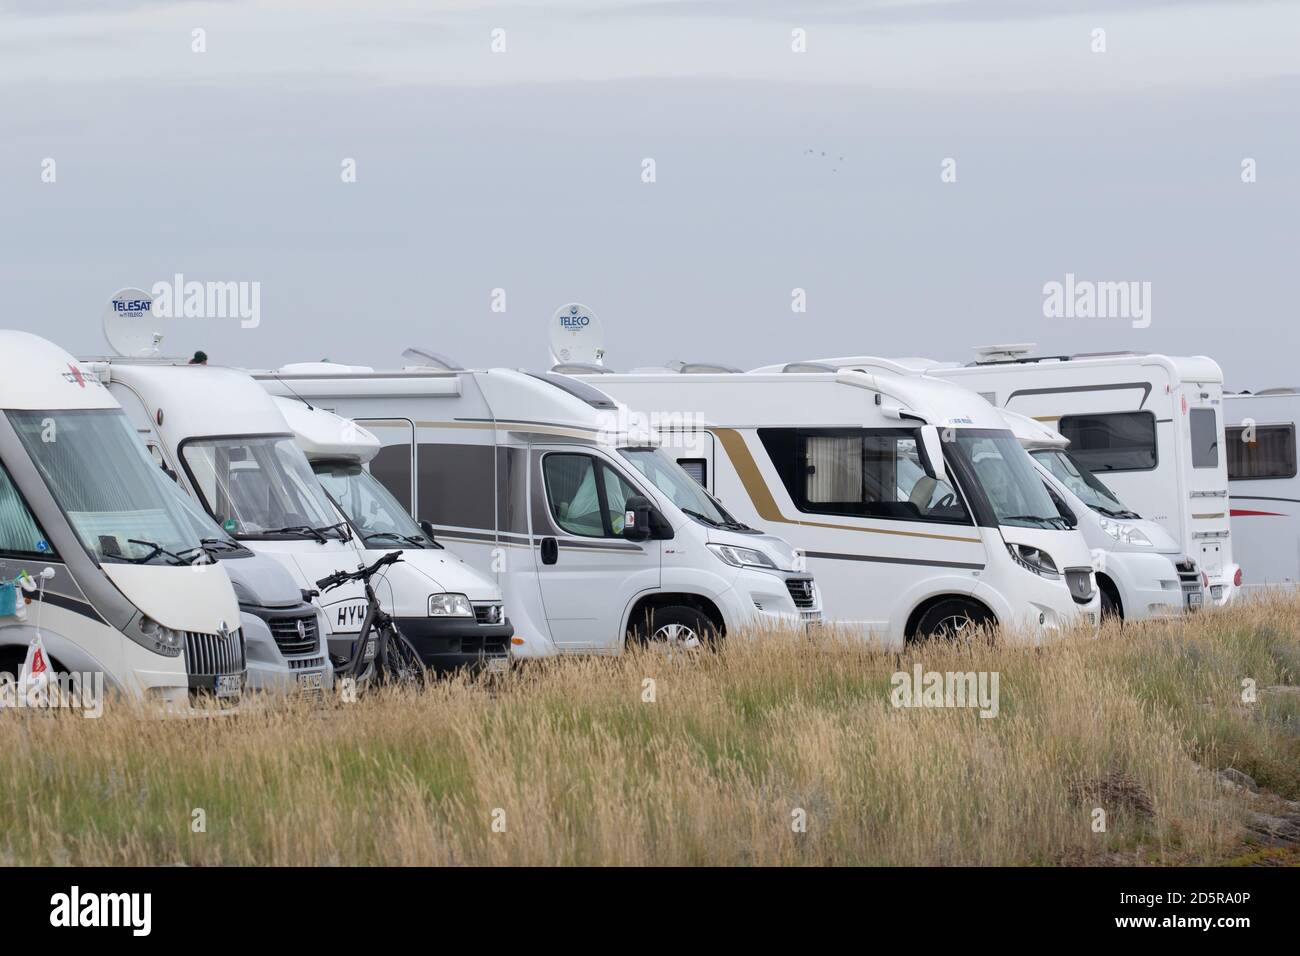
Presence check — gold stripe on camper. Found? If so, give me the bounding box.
[709,428,983,544]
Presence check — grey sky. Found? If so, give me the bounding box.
[1,0,1297,387]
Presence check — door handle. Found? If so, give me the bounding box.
[540,537,558,565]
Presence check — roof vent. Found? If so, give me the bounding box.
[670,361,741,374]
[781,362,838,373]
[401,347,464,370]
[972,344,1035,364]
[551,362,612,374]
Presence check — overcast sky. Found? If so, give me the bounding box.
[1,0,1297,387]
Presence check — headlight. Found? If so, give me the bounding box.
[707,543,778,570]
[1098,517,1153,548]
[158,626,184,650]
[428,593,474,617]
[1006,543,1059,578]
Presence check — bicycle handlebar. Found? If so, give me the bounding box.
[315,551,403,591]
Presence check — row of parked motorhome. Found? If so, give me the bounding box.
[1,318,1274,712]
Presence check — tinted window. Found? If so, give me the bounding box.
[1189,408,1219,469]
[1057,412,1157,472]
[1227,424,1297,480]
[677,458,707,487]
[758,428,971,525]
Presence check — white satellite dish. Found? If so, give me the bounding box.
[548,303,605,366]
[103,288,166,357]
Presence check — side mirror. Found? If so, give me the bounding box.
[622,495,673,542]
[918,426,949,484]
[419,519,437,541]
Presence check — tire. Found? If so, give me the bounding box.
[1099,586,1122,621]
[630,605,717,654]
[912,599,996,643]
[378,628,426,687]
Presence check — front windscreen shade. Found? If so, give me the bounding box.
[1227,424,1297,479]
[1057,412,1157,472]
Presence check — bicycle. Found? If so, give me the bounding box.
[314,551,426,689]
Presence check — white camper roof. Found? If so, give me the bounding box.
[273,396,381,463]
[0,331,118,411]
[92,362,294,437]
[999,409,1069,450]
[787,351,1225,386]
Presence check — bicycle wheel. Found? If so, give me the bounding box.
[378,626,427,687]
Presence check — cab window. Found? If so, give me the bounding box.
[0,462,55,558]
[542,453,640,538]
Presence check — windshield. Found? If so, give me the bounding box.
[313,461,436,548]
[8,408,211,565]
[618,447,746,529]
[949,430,1070,530]
[180,435,346,539]
[1030,449,1136,517]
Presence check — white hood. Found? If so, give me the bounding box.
[103,563,240,633]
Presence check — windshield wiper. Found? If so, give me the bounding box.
[1003,515,1068,529]
[124,538,191,566]
[364,531,426,548]
[271,525,328,543]
[1095,506,1142,520]
[681,508,722,527]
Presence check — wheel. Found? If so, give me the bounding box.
[912,599,996,643]
[630,605,716,657]
[1099,586,1121,621]
[378,628,426,687]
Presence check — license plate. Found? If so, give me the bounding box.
[1210,585,1223,601]
[362,638,377,661]
[214,674,242,698]
[1187,591,1203,607]
[485,657,510,674]
[297,671,324,691]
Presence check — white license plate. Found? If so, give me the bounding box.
[362,638,377,661]
[1187,591,1203,607]
[485,657,510,674]
[297,671,324,691]
[214,674,242,698]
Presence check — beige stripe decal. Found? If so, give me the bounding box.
[710,428,982,544]
[1193,513,1225,520]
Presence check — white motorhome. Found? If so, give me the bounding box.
[795,349,1241,606]
[274,397,512,673]
[89,360,510,674]
[0,332,244,708]
[572,364,1099,644]
[253,359,822,655]
[1001,410,1203,619]
[1223,389,1300,590]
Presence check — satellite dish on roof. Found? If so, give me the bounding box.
[103,288,166,357]
[548,303,604,366]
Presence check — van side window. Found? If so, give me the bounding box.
[0,463,55,558]
[757,428,972,525]
[542,454,639,538]
[677,458,707,487]
[1057,412,1157,472]
[1227,424,1297,480]
[1188,408,1219,469]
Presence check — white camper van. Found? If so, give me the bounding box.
[572,364,1099,645]
[794,349,1241,606]
[252,359,821,655]
[0,332,244,707]
[88,360,510,675]
[1223,389,1300,590]
[1000,410,1203,619]
[273,397,513,672]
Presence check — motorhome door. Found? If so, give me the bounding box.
[530,447,662,650]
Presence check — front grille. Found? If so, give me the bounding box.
[1064,568,1095,605]
[288,656,326,671]
[473,603,504,626]
[268,614,320,656]
[184,629,245,678]
[785,578,817,610]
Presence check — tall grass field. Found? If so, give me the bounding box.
[2,597,1299,866]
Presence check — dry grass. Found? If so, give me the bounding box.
[2,596,1299,866]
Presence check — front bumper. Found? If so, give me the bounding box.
[1102,550,1192,621]
[393,616,513,672]
[240,605,333,695]
[725,568,824,631]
